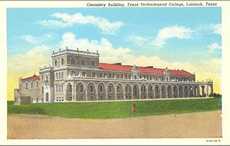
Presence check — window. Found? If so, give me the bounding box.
[80,85,83,92]
[71,71,75,77]
[55,72,58,80]
[55,85,58,92]
[92,72,95,77]
[59,72,61,79]
[71,58,75,64]
[91,61,95,66]
[45,75,48,81]
[82,72,86,77]
[61,72,64,79]
[25,82,28,89]
[81,60,85,65]
[46,93,49,102]
[109,86,112,92]
[55,60,58,66]
[61,58,64,65]
[117,86,120,92]
[90,86,93,92]
[36,81,39,87]
[31,82,33,88]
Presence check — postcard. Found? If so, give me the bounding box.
[0,0,230,145]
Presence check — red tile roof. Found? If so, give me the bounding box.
[99,63,193,78]
[21,74,40,81]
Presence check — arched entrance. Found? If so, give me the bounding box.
[117,84,123,100]
[87,83,96,100]
[98,83,106,100]
[125,84,132,99]
[108,83,115,100]
[45,92,49,102]
[76,82,85,101]
[148,84,154,99]
[184,86,189,97]
[161,85,166,98]
[167,85,172,98]
[173,86,178,97]
[141,84,147,99]
[133,84,139,99]
[66,83,72,101]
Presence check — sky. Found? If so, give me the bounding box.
[7,8,222,100]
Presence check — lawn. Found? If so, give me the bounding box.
[7,97,221,119]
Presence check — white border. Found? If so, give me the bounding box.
[1,1,230,145]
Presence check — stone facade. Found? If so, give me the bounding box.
[14,48,214,104]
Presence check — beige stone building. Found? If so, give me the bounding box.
[14,48,213,104]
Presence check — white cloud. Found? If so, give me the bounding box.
[60,32,220,75]
[21,35,39,44]
[8,45,51,74]
[21,33,54,45]
[39,13,124,34]
[213,24,221,35]
[128,35,149,47]
[208,42,221,53]
[153,25,193,47]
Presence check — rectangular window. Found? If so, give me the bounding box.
[25,82,28,89]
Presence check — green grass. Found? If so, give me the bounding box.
[7,97,221,119]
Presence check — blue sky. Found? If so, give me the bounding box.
[7,8,222,99]
[7,8,221,62]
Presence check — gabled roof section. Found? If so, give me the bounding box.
[21,74,40,81]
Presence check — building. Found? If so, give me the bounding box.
[14,48,213,104]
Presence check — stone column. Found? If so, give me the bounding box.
[114,84,117,100]
[206,85,209,97]
[138,85,141,99]
[105,85,108,100]
[171,86,174,98]
[153,85,156,98]
[131,85,134,99]
[146,85,149,99]
[165,85,168,98]
[201,86,205,97]
[72,82,76,101]
[197,85,200,97]
[177,86,180,98]
[210,84,213,96]
[182,86,184,97]
[159,85,162,98]
[123,85,126,100]
[95,84,99,100]
[63,84,67,102]
[85,84,88,101]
